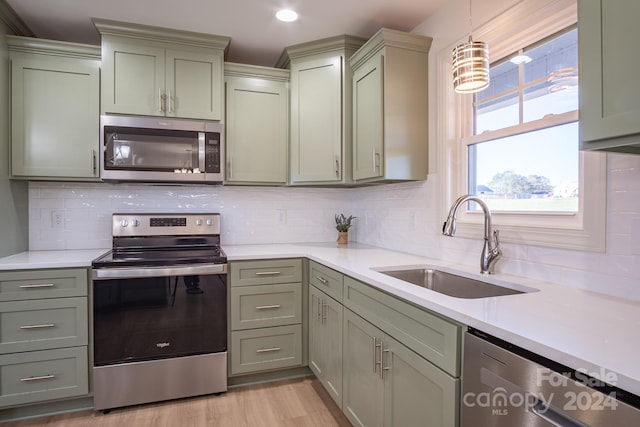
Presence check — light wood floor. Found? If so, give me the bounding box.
[5,377,351,427]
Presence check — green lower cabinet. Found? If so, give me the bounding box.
[309,285,343,408]
[383,335,459,427]
[0,346,88,408]
[343,309,458,427]
[230,324,302,375]
[343,309,385,427]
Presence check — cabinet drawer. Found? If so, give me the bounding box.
[0,297,88,354]
[309,261,343,302]
[0,346,88,408]
[231,283,301,330]
[230,259,302,287]
[0,269,88,301]
[230,325,302,375]
[344,276,461,377]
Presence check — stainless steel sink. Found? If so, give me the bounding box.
[375,268,531,299]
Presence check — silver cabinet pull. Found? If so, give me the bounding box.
[382,348,390,379]
[335,158,340,178]
[255,304,281,310]
[20,374,55,382]
[91,149,97,175]
[316,295,321,322]
[168,89,173,113]
[19,283,55,289]
[373,337,382,374]
[254,271,281,276]
[20,324,55,330]
[256,347,281,353]
[158,88,164,112]
[315,276,329,285]
[321,300,327,324]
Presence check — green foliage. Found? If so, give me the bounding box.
[335,213,356,232]
[487,170,553,195]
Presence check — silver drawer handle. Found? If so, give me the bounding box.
[315,276,329,285]
[255,305,281,310]
[19,283,55,289]
[254,271,281,276]
[20,324,55,330]
[256,347,281,353]
[20,374,56,382]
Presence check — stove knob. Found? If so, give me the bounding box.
[196,219,203,226]
[206,219,213,226]
[120,219,129,228]
[131,219,140,227]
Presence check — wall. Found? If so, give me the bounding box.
[28,182,350,249]
[0,10,28,258]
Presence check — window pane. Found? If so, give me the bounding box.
[468,122,579,212]
[475,92,519,134]
[523,80,578,122]
[523,28,577,84]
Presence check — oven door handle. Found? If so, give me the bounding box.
[92,263,227,279]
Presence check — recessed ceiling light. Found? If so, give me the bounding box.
[510,54,532,65]
[276,9,298,22]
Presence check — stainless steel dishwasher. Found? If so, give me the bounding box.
[461,329,640,426]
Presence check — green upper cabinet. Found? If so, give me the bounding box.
[94,18,230,120]
[277,35,366,185]
[350,29,432,183]
[8,36,100,180]
[579,0,640,153]
[224,63,289,185]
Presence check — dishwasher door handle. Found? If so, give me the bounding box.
[531,400,586,427]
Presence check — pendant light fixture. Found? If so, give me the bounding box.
[452,0,489,94]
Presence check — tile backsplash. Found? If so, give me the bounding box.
[28,183,351,250]
[29,153,640,299]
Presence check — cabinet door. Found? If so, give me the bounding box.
[166,49,223,120]
[579,0,640,152]
[290,56,343,183]
[226,77,288,184]
[353,53,384,181]
[383,335,459,427]
[309,286,343,408]
[101,39,165,116]
[343,309,384,427]
[11,56,99,178]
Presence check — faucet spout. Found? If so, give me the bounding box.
[442,194,502,274]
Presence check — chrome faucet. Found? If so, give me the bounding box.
[442,194,502,274]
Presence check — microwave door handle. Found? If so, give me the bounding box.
[199,132,206,173]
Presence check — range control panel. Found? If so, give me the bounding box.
[112,213,220,237]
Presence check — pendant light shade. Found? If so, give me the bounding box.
[452,36,490,94]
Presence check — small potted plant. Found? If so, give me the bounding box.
[335,213,356,244]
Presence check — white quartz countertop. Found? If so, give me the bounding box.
[0,249,108,270]
[2,243,638,397]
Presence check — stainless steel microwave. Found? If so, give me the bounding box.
[100,115,224,184]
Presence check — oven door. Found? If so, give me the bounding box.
[92,264,227,367]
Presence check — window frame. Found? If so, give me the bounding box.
[436,0,606,252]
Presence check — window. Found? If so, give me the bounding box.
[436,0,606,252]
[468,28,579,213]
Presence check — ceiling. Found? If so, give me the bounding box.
[5,0,445,66]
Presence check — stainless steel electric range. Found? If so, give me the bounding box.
[91,213,227,411]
